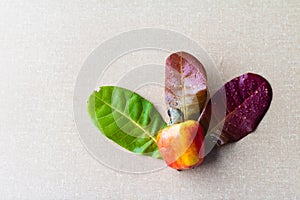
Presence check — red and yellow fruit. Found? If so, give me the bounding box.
[156,120,205,170]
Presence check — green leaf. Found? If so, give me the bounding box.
[87,86,167,158]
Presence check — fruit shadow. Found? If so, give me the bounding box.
[185,143,236,174]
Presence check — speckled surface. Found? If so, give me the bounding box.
[0,1,299,199]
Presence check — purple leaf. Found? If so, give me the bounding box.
[165,52,208,123]
[200,73,273,145]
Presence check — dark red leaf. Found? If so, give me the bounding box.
[200,73,272,145]
[165,52,208,124]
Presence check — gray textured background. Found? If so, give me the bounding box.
[0,0,299,199]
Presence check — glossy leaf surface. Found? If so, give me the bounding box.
[88,86,167,158]
[200,73,272,145]
[165,52,207,123]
